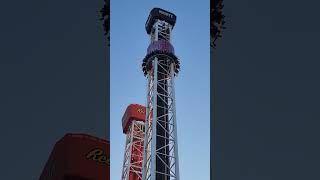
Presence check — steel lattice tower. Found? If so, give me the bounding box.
[141,8,180,180]
[121,104,146,180]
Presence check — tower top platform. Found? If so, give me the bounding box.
[145,8,176,34]
[122,104,146,134]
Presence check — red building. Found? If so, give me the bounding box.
[39,133,109,180]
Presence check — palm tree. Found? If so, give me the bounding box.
[211,0,225,48]
[100,0,110,45]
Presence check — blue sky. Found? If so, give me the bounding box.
[110,0,210,179]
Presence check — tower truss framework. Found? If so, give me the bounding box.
[121,120,145,180]
[142,8,180,180]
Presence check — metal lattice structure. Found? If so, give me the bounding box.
[121,120,145,180]
[142,8,180,180]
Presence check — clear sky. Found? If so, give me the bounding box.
[110,0,210,179]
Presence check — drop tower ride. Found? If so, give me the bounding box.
[121,104,146,180]
[141,8,180,180]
